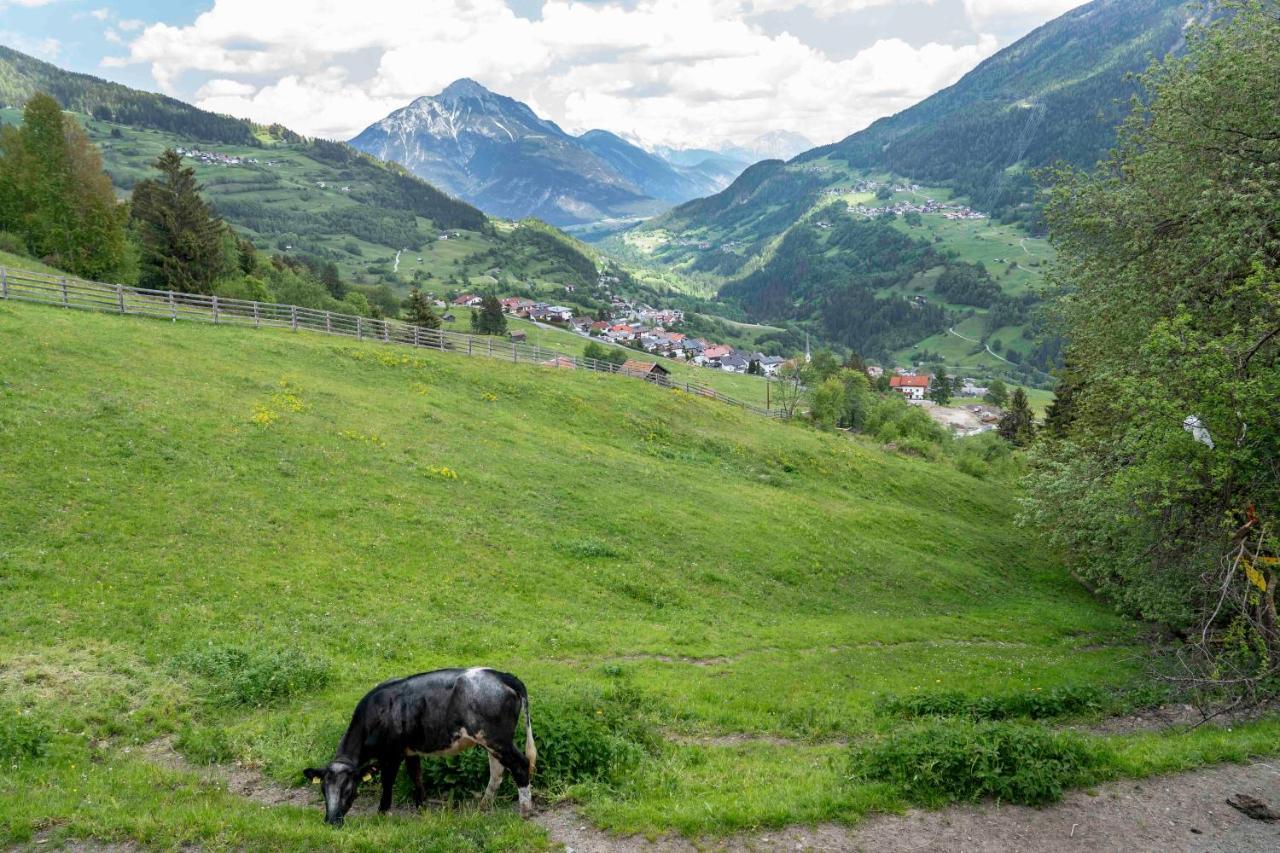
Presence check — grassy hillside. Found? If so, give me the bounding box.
[2,299,1275,850]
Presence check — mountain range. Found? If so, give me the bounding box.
[348,80,790,226]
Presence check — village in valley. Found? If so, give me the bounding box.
[444,289,1007,433]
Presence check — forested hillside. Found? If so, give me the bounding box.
[0,45,254,145]
[801,0,1196,226]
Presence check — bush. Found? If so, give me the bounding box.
[876,685,1108,721]
[851,720,1103,806]
[0,231,28,256]
[0,708,51,764]
[177,643,330,708]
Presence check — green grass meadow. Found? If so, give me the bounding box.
[1,299,1275,849]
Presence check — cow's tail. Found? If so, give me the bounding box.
[522,688,537,776]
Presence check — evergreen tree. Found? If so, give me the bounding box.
[984,379,1009,407]
[997,388,1035,446]
[130,149,226,293]
[470,293,507,335]
[1041,371,1079,440]
[928,366,952,405]
[746,358,764,375]
[403,287,440,329]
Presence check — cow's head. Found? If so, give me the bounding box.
[303,761,366,826]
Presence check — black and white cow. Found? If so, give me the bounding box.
[303,667,536,825]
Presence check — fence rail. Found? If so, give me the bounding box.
[0,266,787,419]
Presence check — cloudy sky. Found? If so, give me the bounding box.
[2,0,1084,149]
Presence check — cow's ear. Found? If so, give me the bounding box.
[303,767,324,783]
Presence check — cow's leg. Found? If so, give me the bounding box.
[405,754,426,808]
[479,751,505,806]
[378,754,402,813]
[494,742,532,818]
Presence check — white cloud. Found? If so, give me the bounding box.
[112,0,1004,148]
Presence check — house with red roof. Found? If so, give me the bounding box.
[890,374,931,401]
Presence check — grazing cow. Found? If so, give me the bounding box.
[302,667,536,825]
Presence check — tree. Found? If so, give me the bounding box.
[984,379,1009,408]
[746,358,764,376]
[1021,2,1280,702]
[1041,371,1078,440]
[997,388,1035,446]
[131,149,226,293]
[584,340,627,368]
[928,366,952,406]
[772,361,808,419]
[0,93,128,280]
[403,287,440,330]
[470,293,507,335]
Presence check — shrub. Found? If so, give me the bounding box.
[0,708,51,764]
[876,685,1108,722]
[0,231,28,256]
[177,643,330,708]
[851,720,1103,806]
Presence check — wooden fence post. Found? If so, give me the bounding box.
[382,321,389,343]
[211,294,220,324]
[468,337,473,356]
[169,290,177,321]
[487,336,493,356]
[253,302,260,327]
[290,305,297,331]
[513,341,518,363]
[325,311,332,334]
[1,268,7,299]
[60,277,69,307]
[116,284,125,313]
[356,317,362,340]
[412,325,420,347]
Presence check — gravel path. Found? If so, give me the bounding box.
[535,760,1280,852]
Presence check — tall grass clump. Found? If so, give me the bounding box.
[877,685,1108,721]
[851,720,1105,806]
[177,643,330,708]
[0,707,51,766]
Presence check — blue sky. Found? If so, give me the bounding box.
[1,1,1084,148]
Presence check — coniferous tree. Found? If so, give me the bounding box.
[928,366,952,405]
[1041,370,1079,440]
[470,293,507,335]
[997,387,1035,446]
[403,287,440,329]
[131,149,225,293]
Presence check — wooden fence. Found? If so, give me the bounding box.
[0,266,787,419]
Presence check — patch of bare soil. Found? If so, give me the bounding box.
[136,736,313,808]
[662,731,847,749]
[534,761,1280,852]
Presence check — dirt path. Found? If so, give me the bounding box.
[534,761,1280,852]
